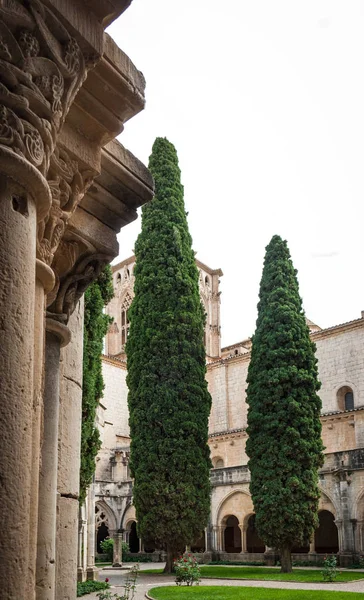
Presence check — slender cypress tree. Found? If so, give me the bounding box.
[126,137,211,573]
[246,235,324,573]
[80,265,114,504]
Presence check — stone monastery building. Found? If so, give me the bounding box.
[87,254,364,568]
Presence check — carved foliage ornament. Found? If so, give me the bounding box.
[0,0,86,175]
[48,253,112,319]
[37,147,94,265]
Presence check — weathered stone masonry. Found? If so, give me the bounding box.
[0,2,153,598]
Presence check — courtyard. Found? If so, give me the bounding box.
[81,563,364,600]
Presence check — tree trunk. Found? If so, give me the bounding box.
[163,547,175,574]
[280,545,292,573]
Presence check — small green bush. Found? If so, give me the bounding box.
[100,538,114,561]
[77,580,110,597]
[174,554,201,586]
[322,555,337,582]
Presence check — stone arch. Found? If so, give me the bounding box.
[95,501,117,554]
[212,456,224,468]
[315,509,339,554]
[216,490,253,526]
[122,503,136,531]
[353,488,364,553]
[95,500,117,531]
[318,487,339,518]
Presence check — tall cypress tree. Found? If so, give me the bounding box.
[246,235,324,573]
[126,137,211,573]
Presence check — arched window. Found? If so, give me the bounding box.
[212,457,224,468]
[116,273,121,284]
[337,386,354,411]
[345,391,354,411]
[120,293,132,348]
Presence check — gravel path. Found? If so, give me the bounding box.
[81,563,364,599]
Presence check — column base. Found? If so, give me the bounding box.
[86,566,99,580]
[77,567,86,582]
[112,562,122,568]
[338,552,356,567]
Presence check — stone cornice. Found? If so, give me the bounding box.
[102,354,127,368]
[196,258,223,277]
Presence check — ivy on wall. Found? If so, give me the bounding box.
[79,265,114,504]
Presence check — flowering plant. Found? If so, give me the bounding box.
[322,554,338,582]
[174,553,201,586]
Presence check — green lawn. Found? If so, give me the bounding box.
[148,587,364,600]
[142,566,364,583]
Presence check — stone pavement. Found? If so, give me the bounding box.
[82,563,364,599]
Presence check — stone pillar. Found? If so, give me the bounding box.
[240,524,247,553]
[36,317,70,600]
[86,483,99,580]
[28,262,55,597]
[0,171,49,599]
[309,536,316,554]
[77,512,87,583]
[56,299,86,598]
[112,532,124,567]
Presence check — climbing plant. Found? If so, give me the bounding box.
[79,265,114,504]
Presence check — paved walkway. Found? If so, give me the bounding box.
[82,563,364,599]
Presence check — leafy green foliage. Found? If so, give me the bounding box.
[77,580,110,597]
[126,138,211,565]
[246,236,324,568]
[80,265,114,504]
[100,537,114,561]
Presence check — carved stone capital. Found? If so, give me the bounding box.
[37,145,96,265]
[47,247,112,320]
[0,0,95,226]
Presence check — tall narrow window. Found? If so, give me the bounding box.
[120,293,132,350]
[345,391,354,411]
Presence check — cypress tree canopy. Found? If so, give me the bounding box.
[246,235,324,571]
[126,137,211,569]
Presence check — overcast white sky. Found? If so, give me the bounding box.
[107,1,364,347]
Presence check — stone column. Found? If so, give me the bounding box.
[36,317,70,600]
[309,536,316,554]
[86,483,99,580]
[0,170,50,599]
[28,261,55,597]
[113,532,124,567]
[56,298,87,598]
[240,524,247,553]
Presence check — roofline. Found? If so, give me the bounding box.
[102,354,127,368]
[195,258,223,277]
[112,255,135,272]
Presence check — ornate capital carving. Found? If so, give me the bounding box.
[37,146,95,265]
[0,0,89,176]
[48,247,113,320]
